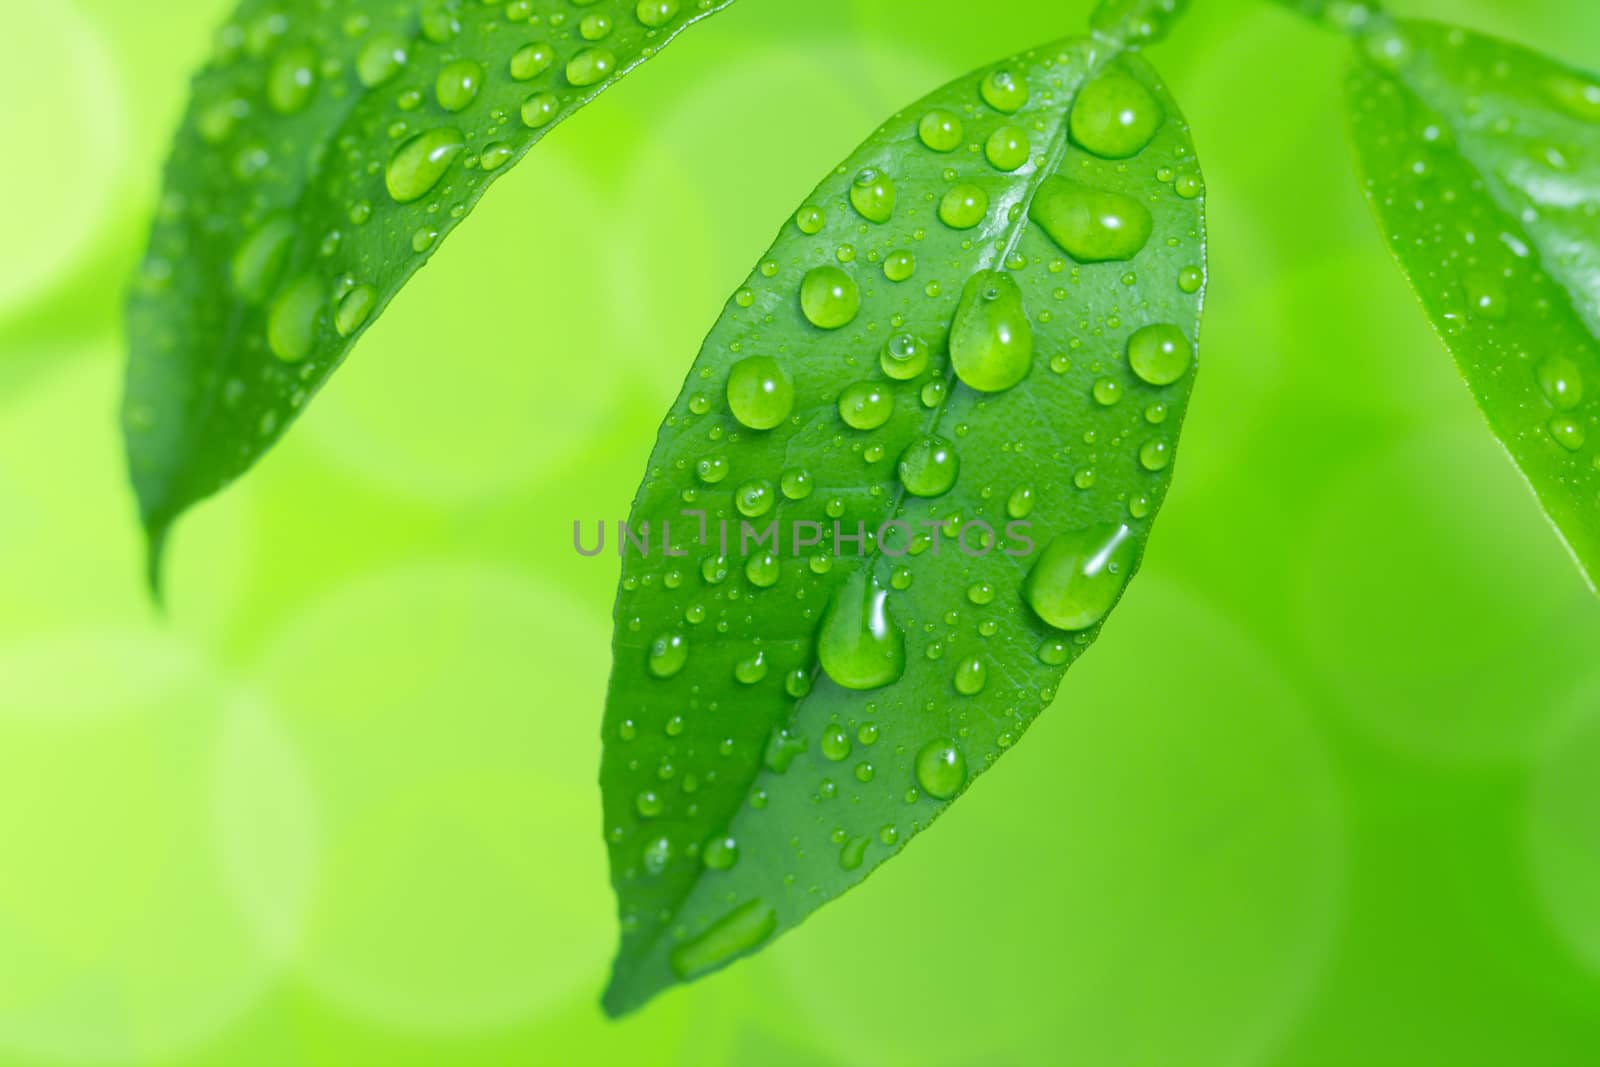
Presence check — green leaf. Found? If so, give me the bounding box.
[600,34,1206,1014]
[1346,19,1600,589]
[124,0,734,585]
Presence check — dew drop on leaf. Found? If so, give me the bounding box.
[1069,70,1164,159]
[817,569,906,691]
[1029,177,1154,262]
[1127,323,1194,386]
[726,355,794,430]
[1023,524,1137,631]
[385,127,465,203]
[914,739,967,799]
[950,270,1034,393]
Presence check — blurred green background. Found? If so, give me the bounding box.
[3,0,1600,1063]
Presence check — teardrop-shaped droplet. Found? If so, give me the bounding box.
[334,284,378,338]
[1023,524,1137,631]
[567,47,616,87]
[1069,70,1164,159]
[669,899,777,980]
[850,167,897,223]
[726,355,794,430]
[266,45,318,115]
[231,215,295,302]
[435,59,484,112]
[385,127,465,203]
[1029,177,1152,262]
[950,270,1033,393]
[817,569,906,691]
[915,738,967,799]
[266,274,325,363]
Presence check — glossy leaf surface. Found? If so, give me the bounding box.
[601,34,1207,1014]
[125,0,734,580]
[1347,19,1600,587]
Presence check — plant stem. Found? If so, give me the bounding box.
[1088,0,1192,47]
[1269,0,1384,34]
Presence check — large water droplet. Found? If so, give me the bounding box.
[818,569,906,691]
[567,47,616,87]
[1023,524,1136,631]
[839,382,893,430]
[1070,70,1164,159]
[897,436,959,497]
[231,215,295,302]
[509,42,554,80]
[266,45,318,115]
[266,274,325,362]
[850,168,896,223]
[881,332,929,380]
[385,127,465,203]
[950,270,1033,393]
[648,632,688,678]
[1127,323,1193,386]
[939,184,989,230]
[981,68,1029,113]
[918,109,964,152]
[1029,177,1153,262]
[985,125,1030,172]
[915,739,967,799]
[726,355,794,430]
[669,900,777,980]
[435,59,484,112]
[334,285,377,338]
[801,266,861,329]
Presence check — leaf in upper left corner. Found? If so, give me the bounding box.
[1345,19,1600,588]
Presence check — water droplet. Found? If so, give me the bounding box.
[727,355,794,430]
[334,285,377,337]
[746,554,781,588]
[637,0,681,28]
[1178,265,1203,293]
[356,34,409,88]
[702,835,739,870]
[801,266,861,329]
[385,127,465,203]
[734,650,769,684]
[1139,438,1171,471]
[580,13,614,40]
[636,790,663,818]
[266,45,318,115]
[821,725,852,761]
[985,125,1030,171]
[1093,378,1122,405]
[1549,416,1587,452]
[1023,524,1136,631]
[915,739,967,799]
[881,332,929,380]
[951,270,1033,392]
[939,184,989,230]
[1030,177,1152,262]
[267,274,325,362]
[981,68,1029,113]
[780,468,814,500]
[736,478,775,518]
[839,836,869,870]
[231,215,295,302]
[510,42,555,80]
[670,899,779,979]
[918,109,964,152]
[968,582,995,605]
[953,656,988,695]
[897,436,959,497]
[521,92,559,128]
[795,205,826,234]
[648,632,688,678]
[839,382,894,430]
[1538,356,1584,411]
[1007,484,1035,519]
[818,569,906,691]
[436,60,483,112]
[1128,323,1192,386]
[850,168,897,223]
[883,250,916,282]
[1070,70,1164,159]
[567,47,616,87]
[642,834,672,874]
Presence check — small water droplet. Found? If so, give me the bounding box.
[918,109,964,152]
[915,739,967,799]
[648,632,688,678]
[939,184,989,230]
[839,382,894,430]
[850,168,897,223]
[435,59,484,112]
[981,68,1029,113]
[727,355,794,430]
[801,266,861,329]
[897,436,960,497]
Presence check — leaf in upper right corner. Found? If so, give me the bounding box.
[1345,19,1600,588]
